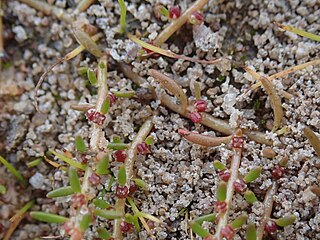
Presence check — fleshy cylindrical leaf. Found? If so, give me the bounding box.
[217,181,227,202]
[246,222,257,240]
[94,209,123,219]
[87,68,98,85]
[93,198,110,209]
[243,166,262,183]
[96,155,110,175]
[97,228,112,239]
[47,186,74,198]
[275,215,296,227]
[79,214,91,231]
[118,166,127,186]
[213,160,226,170]
[231,214,248,229]
[69,167,81,193]
[244,190,258,205]
[30,211,68,223]
[194,213,216,224]
[75,136,86,153]
[190,221,210,237]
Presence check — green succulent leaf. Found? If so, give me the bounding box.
[96,154,110,175]
[246,222,257,240]
[217,181,227,202]
[243,166,262,183]
[47,186,74,198]
[213,160,226,170]
[231,214,248,229]
[75,136,86,153]
[87,68,98,85]
[69,167,81,193]
[244,190,258,205]
[275,215,296,227]
[30,211,68,223]
[94,209,123,219]
[190,221,210,237]
[194,213,217,224]
[117,165,127,186]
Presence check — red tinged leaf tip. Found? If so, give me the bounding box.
[233,178,247,193]
[218,170,231,182]
[137,142,150,155]
[189,112,202,123]
[220,225,235,240]
[214,201,227,213]
[108,93,117,106]
[232,136,244,149]
[120,221,134,233]
[189,11,204,25]
[169,5,181,19]
[194,100,207,112]
[115,185,129,198]
[88,173,100,186]
[114,150,127,163]
[272,165,285,180]
[265,220,278,233]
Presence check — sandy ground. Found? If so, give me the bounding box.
[1,0,320,239]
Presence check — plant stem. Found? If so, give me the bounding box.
[153,0,209,46]
[215,130,243,239]
[19,0,73,24]
[90,55,109,150]
[257,182,278,240]
[113,118,154,239]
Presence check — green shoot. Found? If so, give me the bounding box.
[0,155,27,187]
[68,167,82,193]
[144,135,154,145]
[50,150,87,170]
[107,143,128,150]
[117,165,127,186]
[194,213,217,224]
[132,178,148,190]
[30,211,68,223]
[75,135,87,153]
[275,215,296,227]
[243,166,262,183]
[113,135,122,143]
[190,221,210,237]
[112,90,135,98]
[118,0,127,33]
[87,68,98,85]
[97,228,112,239]
[93,198,110,209]
[230,214,248,229]
[159,5,169,18]
[46,186,74,198]
[213,160,226,170]
[79,214,91,231]
[246,222,257,240]
[101,97,110,115]
[244,190,258,205]
[96,154,110,175]
[94,209,123,219]
[26,158,43,168]
[217,181,227,202]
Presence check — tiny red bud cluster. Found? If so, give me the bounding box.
[189,11,204,25]
[220,225,235,240]
[232,136,244,149]
[218,170,231,182]
[265,220,278,233]
[272,165,285,180]
[71,193,86,208]
[108,93,117,106]
[120,221,134,233]
[189,112,202,123]
[194,100,207,112]
[114,150,127,162]
[169,5,181,19]
[116,185,129,198]
[85,108,106,126]
[214,201,227,213]
[233,178,247,193]
[88,173,100,186]
[129,182,138,195]
[137,142,150,155]
[80,154,89,164]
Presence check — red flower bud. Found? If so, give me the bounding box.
[169,5,181,19]
[272,165,285,180]
[194,100,207,112]
[233,178,247,193]
[219,170,231,182]
[265,220,278,234]
[189,112,202,123]
[137,142,150,155]
[232,136,244,149]
[114,150,127,163]
[116,186,129,198]
[214,201,227,213]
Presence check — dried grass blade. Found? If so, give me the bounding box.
[178,129,232,147]
[4,213,26,240]
[127,33,222,64]
[303,126,320,157]
[275,22,320,42]
[149,69,188,112]
[72,28,102,57]
[9,200,34,222]
[244,67,284,131]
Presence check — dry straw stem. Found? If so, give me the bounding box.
[119,65,271,145]
[19,0,73,23]
[90,55,109,150]
[257,182,278,240]
[153,0,209,46]
[113,118,154,239]
[178,129,232,147]
[303,126,320,157]
[128,33,222,65]
[244,66,284,132]
[215,130,243,239]
[76,0,96,13]
[34,32,103,111]
[275,22,320,42]
[149,69,188,113]
[248,59,320,92]
[4,213,27,240]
